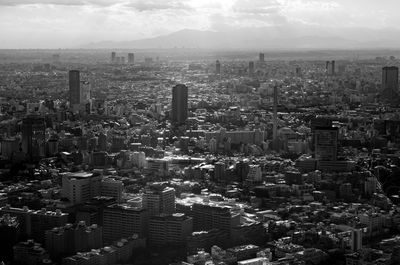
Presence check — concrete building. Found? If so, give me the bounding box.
[61,172,101,205]
[148,213,193,247]
[103,204,148,244]
[13,240,49,265]
[142,184,175,216]
[45,221,103,258]
[101,178,123,203]
[21,115,46,161]
[192,202,240,236]
[171,84,188,125]
[314,126,338,161]
[0,206,68,243]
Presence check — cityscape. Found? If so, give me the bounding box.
[1,1,400,265]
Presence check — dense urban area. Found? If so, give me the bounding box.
[0,49,400,265]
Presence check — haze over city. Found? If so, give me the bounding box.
[2,0,400,49]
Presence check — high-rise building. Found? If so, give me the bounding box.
[101,178,123,203]
[382,66,398,96]
[171,84,188,124]
[249,61,255,76]
[69,70,81,106]
[111,52,116,63]
[192,203,240,236]
[22,115,46,161]
[61,172,101,205]
[142,184,175,216]
[45,221,103,258]
[128,53,134,64]
[216,60,221,74]
[0,206,68,243]
[148,213,193,247]
[259,53,265,62]
[314,126,338,161]
[103,204,148,244]
[326,60,335,75]
[13,240,49,265]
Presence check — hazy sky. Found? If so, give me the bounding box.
[1,0,399,48]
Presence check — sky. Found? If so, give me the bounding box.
[0,0,400,48]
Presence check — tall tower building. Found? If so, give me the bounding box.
[382,66,398,92]
[103,204,148,244]
[216,60,221,74]
[128,53,134,64]
[111,52,116,63]
[69,70,81,106]
[142,184,175,216]
[314,126,338,161]
[22,115,46,161]
[171,84,188,124]
[259,53,265,62]
[273,84,278,143]
[249,61,255,76]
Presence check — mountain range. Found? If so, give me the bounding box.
[81,26,400,50]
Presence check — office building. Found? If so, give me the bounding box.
[0,214,19,262]
[45,221,103,258]
[13,240,49,265]
[314,126,338,161]
[259,53,265,62]
[0,206,68,243]
[62,235,145,265]
[171,84,188,124]
[381,66,399,100]
[22,115,46,161]
[128,53,134,64]
[249,61,255,76]
[69,70,81,106]
[103,204,148,244]
[148,213,193,247]
[382,66,398,91]
[216,60,221,74]
[326,60,335,75]
[192,203,240,236]
[61,172,101,205]
[101,178,123,203]
[111,52,116,63]
[142,184,175,216]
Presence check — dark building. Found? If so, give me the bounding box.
[259,53,265,62]
[111,52,116,63]
[22,115,46,161]
[314,126,338,161]
[128,53,134,64]
[69,70,81,105]
[171,84,188,124]
[381,66,399,101]
[382,66,398,91]
[249,61,255,76]
[216,60,221,74]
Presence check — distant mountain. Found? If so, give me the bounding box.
[81,27,400,50]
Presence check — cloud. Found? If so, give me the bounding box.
[123,0,192,12]
[0,0,117,6]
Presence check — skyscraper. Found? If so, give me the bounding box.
[142,184,175,216]
[128,53,134,64]
[382,66,398,92]
[22,115,46,161]
[69,70,81,106]
[216,60,221,74]
[171,84,188,124]
[259,53,265,62]
[314,126,338,161]
[111,52,116,63]
[249,61,255,76]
